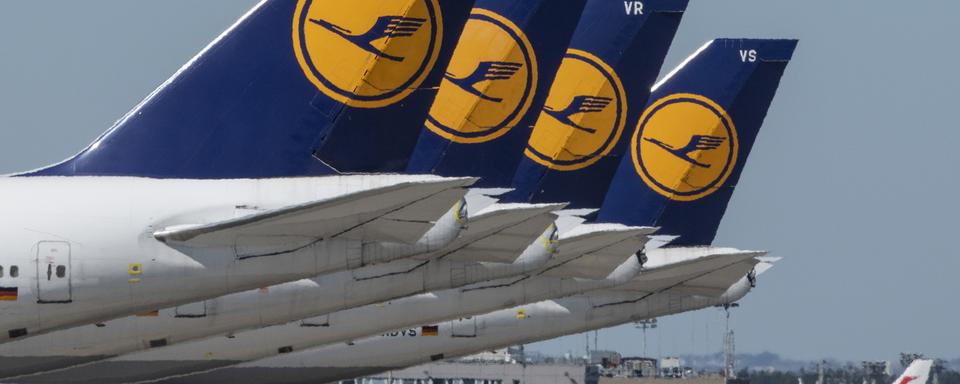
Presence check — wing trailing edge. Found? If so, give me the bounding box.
[154,177,476,248]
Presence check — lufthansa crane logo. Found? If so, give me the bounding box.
[425,9,537,144]
[524,50,626,171]
[293,0,442,108]
[633,93,738,201]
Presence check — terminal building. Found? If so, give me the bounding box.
[340,362,595,384]
[338,349,729,384]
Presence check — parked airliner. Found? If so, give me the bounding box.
[0,0,691,378]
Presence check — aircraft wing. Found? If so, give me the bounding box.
[668,258,760,297]
[436,204,563,264]
[611,247,766,296]
[154,177,475,248]
[671,256,780,297]
[337,187,467,243]
[539,224,657,280]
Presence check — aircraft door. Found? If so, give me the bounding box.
[36,242,72,304]
[451,316,477,338]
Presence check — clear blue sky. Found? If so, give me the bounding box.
[0,1,957,362]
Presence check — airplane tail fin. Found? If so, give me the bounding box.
[596,39,797,246]
[404,0,587,187]
[507,0,689,207]
[894,360,933,384]
[26,0,475,178]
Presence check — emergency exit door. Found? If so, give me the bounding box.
[36,242,72,303]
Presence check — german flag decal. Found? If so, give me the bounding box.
[0,287,18,301]
[421,325,439,336]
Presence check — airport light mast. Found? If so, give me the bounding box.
[724,329,736,380]
[634,319,657,358]
[720,302,739,381]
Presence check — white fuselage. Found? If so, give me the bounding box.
[0,230,554,375]
[10,256,641,383]
[244,284,750,383]
[100,277,754,384]
[0,175,450,343]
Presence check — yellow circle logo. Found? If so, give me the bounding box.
[424,9,537,144]
[632,93,738,201]
[524,50,627,171]
[293,0,442,108]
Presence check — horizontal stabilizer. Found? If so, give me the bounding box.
[155,177,476,247]
[542,224,657,280]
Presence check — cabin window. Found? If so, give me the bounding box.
[56,265,66,278]
[9,266,17,278]
[0,266,4,278]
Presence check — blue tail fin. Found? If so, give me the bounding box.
[596,39,798,246]
[403,0,587,187]
[506,0,688,207]
[26,0,475,178]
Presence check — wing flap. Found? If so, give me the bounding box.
[338,187,468,243]
[670,259,760,297]
[613,248,765,294]
[413,203,565,262]
[155,177,475,247]
[541,224,656,280]
[443,214,558,264]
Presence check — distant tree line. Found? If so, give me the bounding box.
[736,367,960,384]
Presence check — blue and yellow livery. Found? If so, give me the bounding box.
[508,0,689,207]
[293,0,443,108]
[26,0,476,178]
[405,0,587,187]
[597,38,798,246]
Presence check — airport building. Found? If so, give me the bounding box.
[338,349,726,384]
[339,362,596,384]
